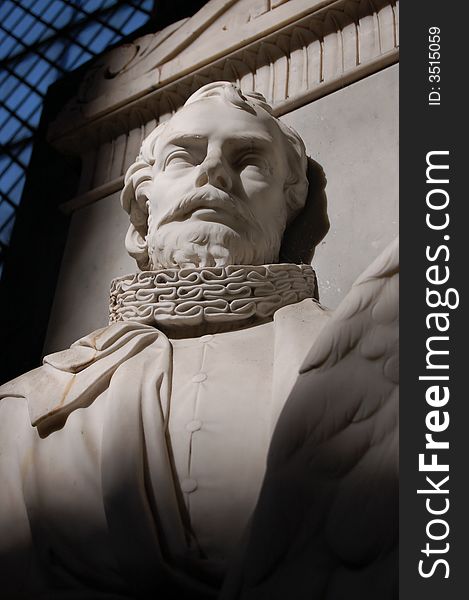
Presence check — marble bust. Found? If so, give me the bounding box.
[0,82,398,600]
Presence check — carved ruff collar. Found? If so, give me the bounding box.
[110,264,315,335]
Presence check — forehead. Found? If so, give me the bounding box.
[156,98,283,150]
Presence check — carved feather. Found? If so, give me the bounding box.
[221,237,399,600]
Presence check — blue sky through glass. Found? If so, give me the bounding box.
[0,0,153,277]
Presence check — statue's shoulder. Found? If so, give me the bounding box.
[0,322,149,395]
[271,298,333,395]
[274,297,332,334]
[0,321,160,433]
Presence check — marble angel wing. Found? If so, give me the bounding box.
[221,236,399,600]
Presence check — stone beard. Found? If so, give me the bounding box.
[0,79,398,600]
[145,187,286,269]
[0,82,333,599]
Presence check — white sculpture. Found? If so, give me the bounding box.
[0,82,398,599]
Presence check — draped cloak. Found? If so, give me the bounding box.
[0,299,329,599]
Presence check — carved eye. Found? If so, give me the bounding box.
[164,151,196,170]
[237,153,269,172]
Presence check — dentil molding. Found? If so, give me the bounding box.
[52,0,398,212]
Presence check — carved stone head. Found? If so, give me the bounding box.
[121,82,309,270]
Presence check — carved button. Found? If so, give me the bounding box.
[186,420,202,432]
[191,372,207,383]
[200,334,214,343]
[181,478,198,493]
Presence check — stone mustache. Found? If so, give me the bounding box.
[0,82,398,600]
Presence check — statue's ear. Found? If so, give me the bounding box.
[280,157,329,265]
[125,224,151,270]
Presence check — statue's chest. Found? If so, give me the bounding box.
[168,321,275,566]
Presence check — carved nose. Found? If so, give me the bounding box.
[196,156,232,190]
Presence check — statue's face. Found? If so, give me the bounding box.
[145,99,290,268]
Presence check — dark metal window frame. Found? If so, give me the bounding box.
[0,0,155,278]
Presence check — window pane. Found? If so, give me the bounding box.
[0,0,154,258]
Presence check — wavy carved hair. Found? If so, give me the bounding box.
[121,81,309,270]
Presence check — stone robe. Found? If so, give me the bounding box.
[0,299,329,600]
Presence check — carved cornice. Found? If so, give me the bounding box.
[50,0,334,145]
[51,0,398,151]
[53,0,398,213]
